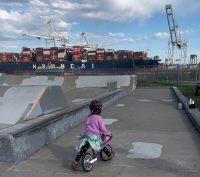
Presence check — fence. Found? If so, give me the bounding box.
[135,64,200,84]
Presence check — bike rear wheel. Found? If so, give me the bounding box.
[81,152,94,172]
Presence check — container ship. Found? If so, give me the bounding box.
[0,46,159,75]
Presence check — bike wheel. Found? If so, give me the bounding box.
[100,144,114,161]
[81,152,94,172]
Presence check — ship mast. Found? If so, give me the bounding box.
[22,20,68,47]
[165,4,187,65]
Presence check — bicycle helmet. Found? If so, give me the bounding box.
[89,99,102,115]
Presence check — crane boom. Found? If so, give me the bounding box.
[22,20,68,46]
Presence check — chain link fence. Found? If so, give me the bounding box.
[135,65,200,84]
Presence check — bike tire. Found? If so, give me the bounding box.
[100,144,114,161]
[81,152,94,172]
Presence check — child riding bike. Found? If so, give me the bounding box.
[71,99,113,171]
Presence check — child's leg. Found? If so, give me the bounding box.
[74,142,90,163]
[101,146,111,157]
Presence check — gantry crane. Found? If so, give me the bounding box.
[165,4,187,65]
[22,20,68,46]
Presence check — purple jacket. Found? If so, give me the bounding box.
[83,114,110,136]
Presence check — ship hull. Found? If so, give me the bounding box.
[0,59,159,75]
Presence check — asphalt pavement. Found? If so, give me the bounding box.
[0,88,200,177]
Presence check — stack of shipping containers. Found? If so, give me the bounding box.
[0,53,8,62]
[0,53,20,62]
[87,50,96,61]
[128,50,134,60]
[105,49,114,60]
[72,46,83,61]
[133,51,147,59]
[96,48,105,60]
[50,47,58,61]
[22,48,32,62]
[43,47,51,61]
[114,50,119,60]
[35,48,43,62]
[118,50,128,60]
[57,47,66,62]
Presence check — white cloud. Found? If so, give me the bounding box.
[153,32,169,39]
[0,10,23,22]
[0,0,199,50]
[30,0,49,7]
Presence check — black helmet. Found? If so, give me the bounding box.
[89,99,102,114]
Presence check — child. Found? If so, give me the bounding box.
[71,99,112,171]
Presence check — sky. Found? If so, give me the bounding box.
[0,0,200,63]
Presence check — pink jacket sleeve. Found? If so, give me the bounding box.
[98,116,110,135]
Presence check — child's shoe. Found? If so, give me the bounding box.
[71,160,79,171]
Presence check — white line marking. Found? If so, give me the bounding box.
[163,99,173,102]
[103,118,118,125]
[115,104,125,107]
[72,99,87,103]
[138,99,152,102]
[13,169,32,172]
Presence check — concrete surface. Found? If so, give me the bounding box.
[0,88,200,177]
[0,89,127,164]
[172,87,200,132]
[0,74,136,106]
[0,85,67,125]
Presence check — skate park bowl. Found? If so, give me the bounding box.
[0,74,137,164]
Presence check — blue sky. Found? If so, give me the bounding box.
[0,0,200,63]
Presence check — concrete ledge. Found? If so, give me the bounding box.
[172,87,200,132]
[107,82,117,91]
[0,89,127,164]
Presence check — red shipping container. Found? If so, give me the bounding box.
[73,54,81,61]
[35,48,44,62]
[73,46,84,53]
[50,47,58,61]
[7,53,15,62]
[96,53,104,60]
[22,50,31,62]
[58,48,66,61]
[1,53,8,62]
[43,48,51,61]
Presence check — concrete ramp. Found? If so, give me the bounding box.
[0,85,67,125]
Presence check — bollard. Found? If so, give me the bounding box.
[189,98,196,109]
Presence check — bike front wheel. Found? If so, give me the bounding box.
[81,152,94,172]
[100,144,114,161]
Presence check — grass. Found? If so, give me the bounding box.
[137,81,200,110]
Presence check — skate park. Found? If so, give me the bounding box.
[0,74,200,177]
[0,74,136,163]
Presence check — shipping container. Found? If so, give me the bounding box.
[7,53,17,62]
[35,48,43,62]
[133,51,147,59]
[43,47,51,61]
[50,47,58,61]
[105,49,114,60]
[66,49,73,61]
[96,48,105,60]
[73,45,84,54]
[22,48,32,62]
[128,50,134,59]
[0,53,7,62]
[72,54,81,61]
[57,48,66,61]
[114,51,118,60]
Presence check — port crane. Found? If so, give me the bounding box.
[165,4,187,65]
[22,20,68,47]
